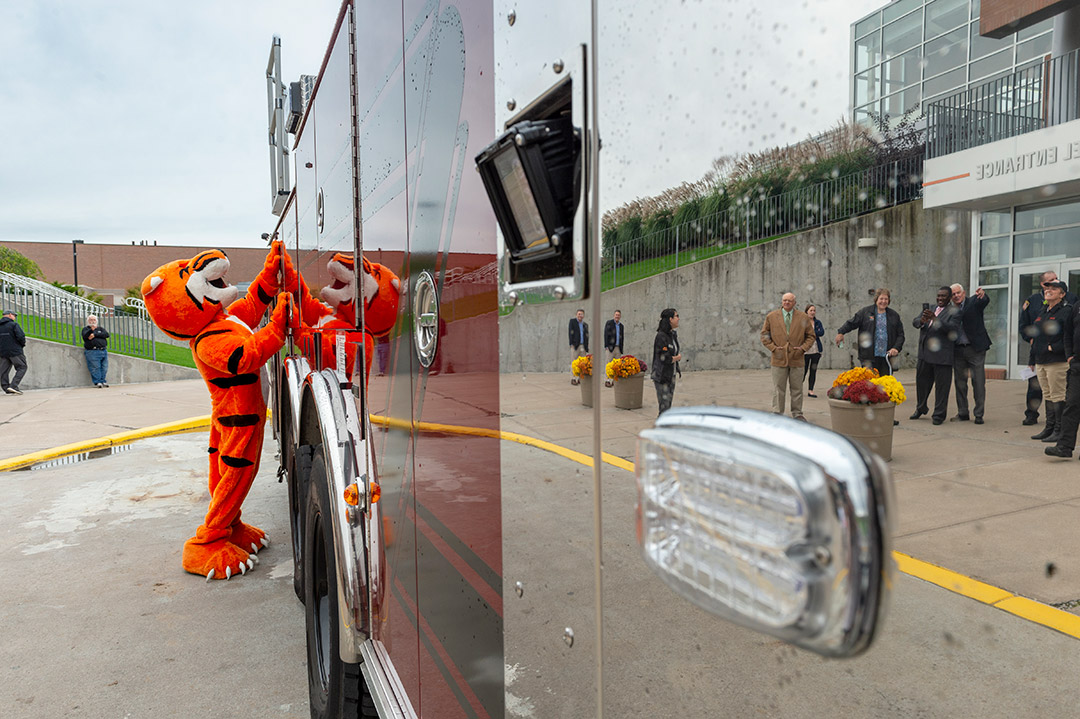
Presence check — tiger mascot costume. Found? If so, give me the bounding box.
[141,244,292,580]
[289,252,400,381]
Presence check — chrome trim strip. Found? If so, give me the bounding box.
[303,371,367,663]
[282,355,311,439]
[360,639,417,719]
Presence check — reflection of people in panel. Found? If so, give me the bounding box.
[604,310,625,387]
[568,308,588,385]
[651,308,681,416]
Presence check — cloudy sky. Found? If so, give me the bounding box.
[1,0,882,249]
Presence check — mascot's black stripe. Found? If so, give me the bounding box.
[227,347,244,375]
[218,414,261,427]
[166,329,196,339]
[208,447,218,454]
[184,286,204,311]
[209,374,258,388]
[193,329,231,352]
[257,284,273,305]
[221,455,254,468]
[192,253,223,272]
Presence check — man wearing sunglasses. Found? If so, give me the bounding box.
[1020,271,1078,426]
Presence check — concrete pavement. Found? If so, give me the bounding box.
[3,369,1079,617]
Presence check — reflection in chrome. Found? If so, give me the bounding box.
[303,370,367,660]
[637,406,893,658]
[413,271,439,368]
[19,444,133,472]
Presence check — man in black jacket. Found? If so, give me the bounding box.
[1020,270,1079,425]
[603,309,625,387]
[910,287,961,425]
[1026,281,1073,444]
[568,308,588,386]
[1047,290,1080,459]
[949,284,992,424]
[0,309,28,395]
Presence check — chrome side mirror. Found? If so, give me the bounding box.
[636,407,894,658]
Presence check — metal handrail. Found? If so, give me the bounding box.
[0,270,157,360]
[600,155,923,289]
[927,47,1080,158]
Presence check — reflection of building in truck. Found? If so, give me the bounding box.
[268,2,893,718]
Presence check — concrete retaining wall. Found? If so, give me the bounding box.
[499,200,971,374]
[11,337,200,390]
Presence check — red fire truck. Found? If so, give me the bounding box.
[266,2,893,717]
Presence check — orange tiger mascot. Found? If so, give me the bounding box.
[290,252,399,382]
[141,243,292,580]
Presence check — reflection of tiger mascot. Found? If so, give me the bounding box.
[141,243,292,580]
[289,252,399,382]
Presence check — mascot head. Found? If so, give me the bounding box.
[319,253,356,312]
[141,250,238,339]
[360,257,400,337]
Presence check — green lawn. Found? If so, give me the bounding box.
[20,316,195,368]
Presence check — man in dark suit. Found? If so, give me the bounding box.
[950,283,992,424]
[910,287,961,425]
[568,308,589,385]
[603,309,625,386]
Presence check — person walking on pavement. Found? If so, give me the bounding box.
[650,308,681,416]
[1027,281,1073,444]
[1020,271,1078,426]
[834,289,905,377]
[910,287,961,425]
[81,314,111,388]
[762,292,815,420]
[807,300,820,395]
[1046,295,1080,459]
[603,309,625,387]
[0,309,27,395]
[950,283,992,424]
[568,308,589,386]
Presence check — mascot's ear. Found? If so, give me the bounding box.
[142,274,164,297]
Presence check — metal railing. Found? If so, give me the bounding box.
[926,48,1080,158]
[601,155,923,288]
[0,271,157,359]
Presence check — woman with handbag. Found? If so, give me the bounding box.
[650,308,681,416]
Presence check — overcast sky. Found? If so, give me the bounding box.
[0,0,882,249]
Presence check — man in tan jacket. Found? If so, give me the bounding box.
[761,292,816,420]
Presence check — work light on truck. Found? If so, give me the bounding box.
[636,407,893,658]
[475,115,580,266]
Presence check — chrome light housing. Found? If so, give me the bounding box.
[636,407,893,658]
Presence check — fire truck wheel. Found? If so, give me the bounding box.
[282,413,310,603]
[304,448,377,719]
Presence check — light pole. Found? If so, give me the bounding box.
[72,239,84,287]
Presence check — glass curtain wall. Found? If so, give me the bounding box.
[852,0,1052,126]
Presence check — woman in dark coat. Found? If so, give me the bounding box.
[834,288,905,376]
[650,308,681,416]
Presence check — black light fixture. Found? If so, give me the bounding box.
[475,114,580,278]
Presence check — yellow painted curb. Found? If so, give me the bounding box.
[0,415,211,472]
[894,551,1080,641]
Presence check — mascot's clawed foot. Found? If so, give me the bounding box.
[183,536,255,581]
[230,520,270,556]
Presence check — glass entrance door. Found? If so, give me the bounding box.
[1011,267,1046,378]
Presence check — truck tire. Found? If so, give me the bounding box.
[282,413,311,603]
[304,448,377,719]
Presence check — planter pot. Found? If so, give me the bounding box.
[579,373,593,407]
[828,398,896,461]
[613,372,645,410]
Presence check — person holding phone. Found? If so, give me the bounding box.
[910,287,961,425]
